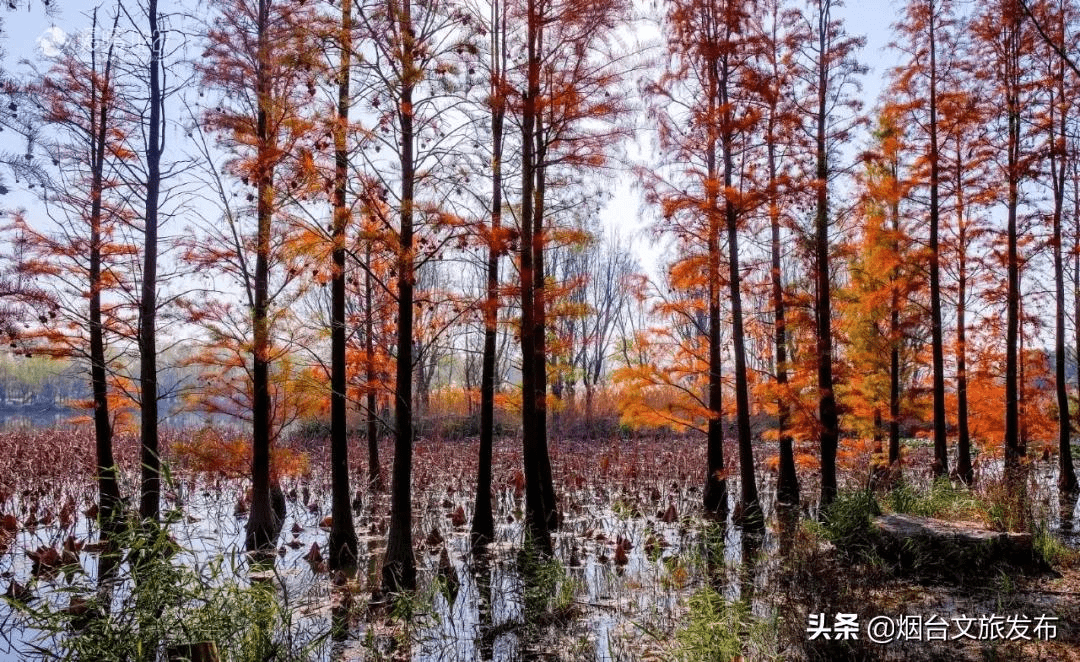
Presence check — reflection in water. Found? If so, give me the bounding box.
[775,503,800,556]
[1060,489,1079,534]
[739,529,763,605]
[471,552,495,662]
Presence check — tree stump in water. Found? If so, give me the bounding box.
[872,514,1037,577]
[166,642,220,662]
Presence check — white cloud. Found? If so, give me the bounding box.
[36,26,66,59]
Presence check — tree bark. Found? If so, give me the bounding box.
[702,43,726,516]
[1003,8,1025,471]
[88,10,122,542]
[246,0,280,555]
[815,0,839,509]
[955,142,973,484]
[927,4,949,478]
[472,0,505,547]
[519,0,551,551]
[382,0,418,592]
[1049,18,1078,493]
[139,0,162,525]
[328,0,358,570]
[720,46,761,527]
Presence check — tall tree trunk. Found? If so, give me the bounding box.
[702,51,726,516]
[889,175,902,465]
[472,0,505,547]
[89,11,121,540]
[382,0,418,592]
[246,0,279,555]
[532,109,558,531]
[815,0,839,509]
[720,52,760,527]
[770,137,798,505]
[955,143,973,483]
[927,5,949,478]
[1050,29,1078,493]
[365,244,382,492]
[1003,16,1024,470]
[765,11,797,506]
[139,0,162,526]
[328,0,358,570]
[519,0,551,551]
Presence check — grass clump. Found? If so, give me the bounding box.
[884,477,987,522]
[8,517,326,662]
[1032,522,1078,568]
[674,589,779,662]
[813,489,881,562]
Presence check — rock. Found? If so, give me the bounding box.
[872,514,1037,576]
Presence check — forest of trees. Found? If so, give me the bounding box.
[2,0,1080,597]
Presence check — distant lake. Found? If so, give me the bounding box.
[0,404,235,430]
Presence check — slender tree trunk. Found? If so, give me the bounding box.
[955,143,973,483]
[765,24,797,505]
[889,186,901,465]
[472,0,505,547]
[928,6,949,477]
[702,51,726,516]
[532,110,558,531]
[720,52,760,527]
[1050,35,1078,493]
[139,0,162,525]
[89,12,121,539]
[519,0,551,551]
[1004,23,1025,470]
[365,244,381,492]
[815,0,839,509]
[770,141,798,505]
[246,0,279,555]
[328,0,358,570]
[382,0,418,591]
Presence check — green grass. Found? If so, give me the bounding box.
[7,516,327,662]
[884,477,988,522]
[674,589,779,662]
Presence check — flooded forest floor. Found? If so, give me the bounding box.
[0,428,1077,661]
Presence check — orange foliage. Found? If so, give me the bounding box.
[172,427,310,479]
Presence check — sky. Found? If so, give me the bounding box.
[0,0,907,278]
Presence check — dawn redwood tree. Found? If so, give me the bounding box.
[753,0,802,506]
[514,0,630,544]
[1034,0,1079,493]
[138,0,165,525]
[717,0,763,527]
[471,0,508,548]
[937,57,992,485]
[796,0,864,508]
[20,8,132,537]
[199,0,318,553]
[647,0,770,520]
[353,0,474,591]
[842,108,922,463]
[327,0,359,570]
[517,0,552,546]
[972,0,1034,471]
[891,0,955,477]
